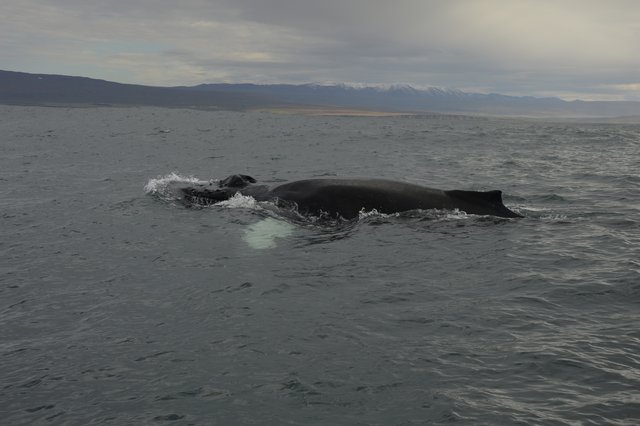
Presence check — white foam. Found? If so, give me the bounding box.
[541,214,569,221]
[144,172,203,194]
[242,218,296,249]
[520,206,545,212]
[357,207,471,221]
[358,208,395,220]
[215,192,259,209]
[442,209,471,220]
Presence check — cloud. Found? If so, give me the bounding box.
[1,0,640,99]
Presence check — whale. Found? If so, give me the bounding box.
[177,174,523,219]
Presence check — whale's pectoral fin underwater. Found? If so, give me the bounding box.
[177,174,523,219]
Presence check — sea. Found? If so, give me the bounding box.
[1,105,639,425]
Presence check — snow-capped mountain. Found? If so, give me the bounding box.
[3,70,640,118]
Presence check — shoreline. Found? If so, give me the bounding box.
[251,106,421,117]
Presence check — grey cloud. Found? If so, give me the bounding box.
[2,0,640,99]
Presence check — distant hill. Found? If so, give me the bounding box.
[2,69,640,118]
[0,70,280,110]
[193,83,640,118]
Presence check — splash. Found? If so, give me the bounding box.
[216,192,260,210]
[144,172,204,195]
[358,208,395,220]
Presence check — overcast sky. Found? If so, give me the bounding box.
[2,0,640,100]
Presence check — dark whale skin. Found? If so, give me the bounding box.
[179,175,523,219]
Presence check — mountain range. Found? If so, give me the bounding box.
[2,69,640,118]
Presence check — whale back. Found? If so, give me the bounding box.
[178,175,522,218]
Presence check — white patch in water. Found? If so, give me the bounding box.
[242,218,295,249]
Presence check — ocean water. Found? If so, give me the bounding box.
[1,105,639,425]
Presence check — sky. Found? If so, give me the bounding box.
[2,0,640,101]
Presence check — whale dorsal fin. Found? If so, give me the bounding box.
[446,190,503,205]
[446,189,522,218]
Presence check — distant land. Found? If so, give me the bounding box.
[2,69,640,119]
